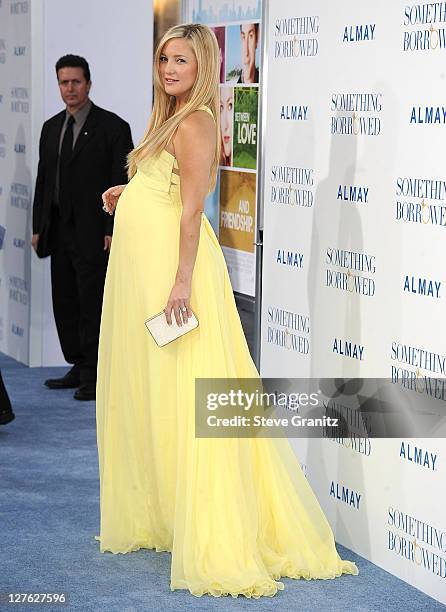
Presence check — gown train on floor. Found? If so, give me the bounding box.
[95,105,359,598]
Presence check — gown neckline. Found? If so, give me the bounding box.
[162,148,176,161]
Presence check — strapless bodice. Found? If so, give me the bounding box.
[135,105,214,195]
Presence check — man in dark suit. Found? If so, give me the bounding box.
[32,55,133,401]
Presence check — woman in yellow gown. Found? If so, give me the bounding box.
[96,23,358,598]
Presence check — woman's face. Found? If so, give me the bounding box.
[159,38,198,101]
[220,87,233,161]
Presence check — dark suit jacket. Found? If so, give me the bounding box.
[236,66,259,84]
[33,102,133,258]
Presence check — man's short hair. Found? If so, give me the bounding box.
[55,54,91,82]
[240,23,259,38]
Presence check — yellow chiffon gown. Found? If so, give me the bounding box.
[95,105,359,597]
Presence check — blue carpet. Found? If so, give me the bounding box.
[0,352,444,612]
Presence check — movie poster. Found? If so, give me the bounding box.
[220,170,257,294]
[233,87,258,170]
[219,170,256,253]
[225,23,260,84]
[219,85,234,167]
[187,0,261,296]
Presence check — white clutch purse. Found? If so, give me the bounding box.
[144,309,199,347]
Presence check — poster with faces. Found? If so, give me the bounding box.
[215,23,260,171]
[220,86,233,167]
[189,6,262,297]
[225,24,260,85]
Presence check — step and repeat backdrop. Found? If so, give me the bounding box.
[0,0,153,366]
[0,0,32,364]
[260,0,445,604]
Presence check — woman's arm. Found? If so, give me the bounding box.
[164,110,216,326]
[102,184,127,215]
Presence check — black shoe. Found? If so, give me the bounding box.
[44,366,80,389]
[0,408,15,425]
[74,384,96,401]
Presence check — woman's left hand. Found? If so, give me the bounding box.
[164,280,192,326]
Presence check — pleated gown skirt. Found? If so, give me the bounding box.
[95,148,359,598]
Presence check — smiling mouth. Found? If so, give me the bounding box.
[165,79,179,83]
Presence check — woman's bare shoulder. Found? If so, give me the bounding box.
[178,108,214,134]
[175,109,215,153]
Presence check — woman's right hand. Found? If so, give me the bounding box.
[102,185,126,215]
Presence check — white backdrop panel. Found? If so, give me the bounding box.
[0,0,32,364]
[260,0,446,603]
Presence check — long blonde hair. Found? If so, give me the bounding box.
[127,23,221,191]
